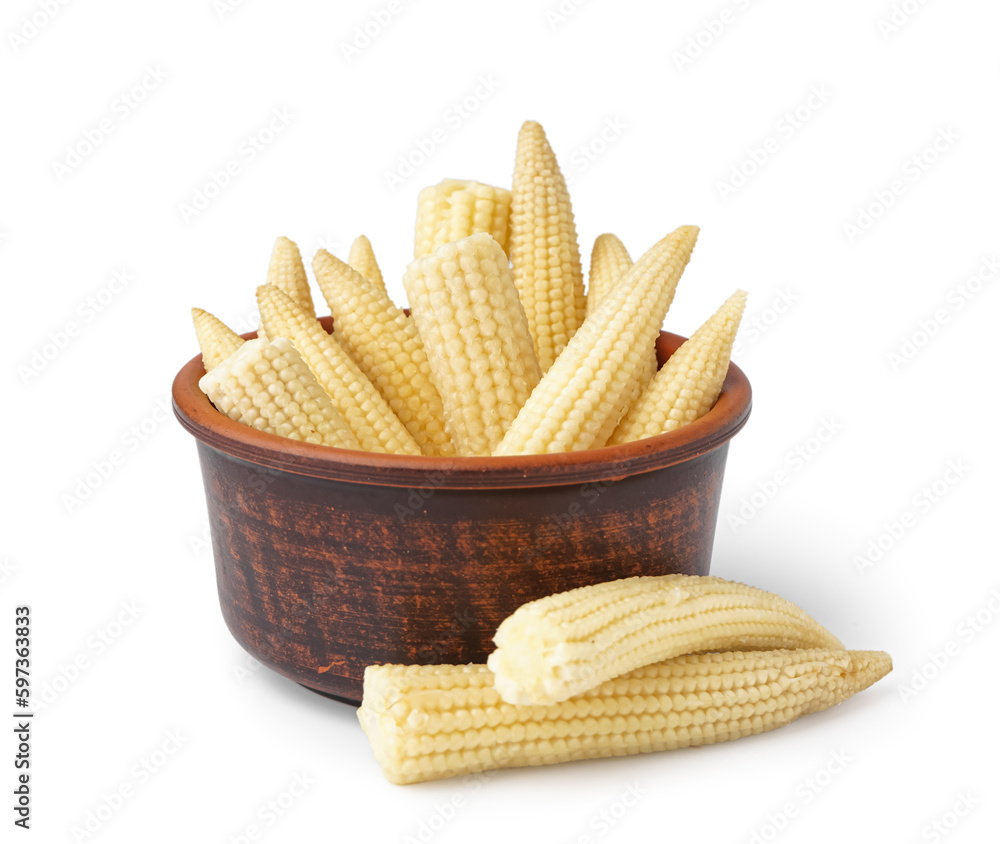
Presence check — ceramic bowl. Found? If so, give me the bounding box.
[172,322,751,704]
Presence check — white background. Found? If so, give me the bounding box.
[4,0,998,841]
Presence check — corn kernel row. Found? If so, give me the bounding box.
[360,649,892,785]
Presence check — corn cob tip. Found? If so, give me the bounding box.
[312,248,338,274]
[191,306,245,372]
[348,235,375,264]
[847,650,893,691]
[724,288,749,317]
[586,233,634,316]
[608,284,745,446]
[590,233,629,258]
[348,235,387,292]
[266,235,316,319]
[312,248,352,288]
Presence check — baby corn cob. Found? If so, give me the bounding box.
[591,351,658,448]
[509,121,586,372]
[610,290,748,445]
[256,284,420,455]
[313,249,455,456]
[359,649,892,785]
[198,338,359,449]
[267,236,316,319]
[586,233,632,314]
[583,234,659,445]
[348,235,387,294]
[192,307,244,372]
[494,225,699,455]
[414,179,512,259]
[488,574,843,705]
[403,233,542,456]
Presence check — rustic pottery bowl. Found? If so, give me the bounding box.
[172,321,751,704]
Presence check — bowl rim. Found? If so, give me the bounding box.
[172,323,752,490]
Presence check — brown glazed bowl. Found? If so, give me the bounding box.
[172,321,751,704]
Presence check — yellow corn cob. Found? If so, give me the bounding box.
[488,574,843,705]
[256,284,420,455]
[610,290,748,445]
[191,307,244,372]
[586,233,632,314]
[359,649,892,785]
[583,234,659,446]
[198,337,359,449]
[494,225,699,455]
[402,233,542,456]
[414,179,512,259]
[591,352,658,448]
[509,121,586,372]
[348,235,386,294]
[267,236,316,319]
[312,250,455,456]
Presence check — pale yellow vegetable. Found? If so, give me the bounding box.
[191,307,244,372]
[586,233,632,314]
[494,225,699,455]
[488,573,842,705]
[312,249,455,456]
[509,121,586,372]
[583,233,658,445]
[359,649,892,785]
[267,236,315,319]
[402,233,541,456]
[198,337,359,449]
[609,289,748,445]
[256,284,420,455]
[414,179,512,259]
[348,235,386,294]
[592,352,658,448]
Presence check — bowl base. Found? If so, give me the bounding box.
[299,683,360,707]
